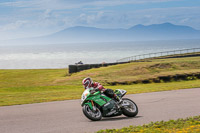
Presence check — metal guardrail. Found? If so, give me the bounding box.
[116,48,200,62]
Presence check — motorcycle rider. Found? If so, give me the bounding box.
[82,77,122,103]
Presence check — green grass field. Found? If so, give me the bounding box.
[0,56,200,106]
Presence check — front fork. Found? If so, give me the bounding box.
[91,100,97,111]
[84,100,96,111]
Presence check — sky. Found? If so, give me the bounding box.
[0,0,200,40]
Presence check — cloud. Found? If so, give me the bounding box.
[0,0,182,10]
[0,20,28,31]
[78,11,105,24]
[134,7,200,26]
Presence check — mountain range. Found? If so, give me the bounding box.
[1,23,200,45]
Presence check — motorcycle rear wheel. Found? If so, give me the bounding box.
[122,98,138,117]
[82,105,102,121]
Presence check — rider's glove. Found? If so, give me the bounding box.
[90,90,96,94]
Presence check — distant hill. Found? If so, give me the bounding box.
[1,23,200,45]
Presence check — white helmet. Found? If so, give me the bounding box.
[82,77,93,89]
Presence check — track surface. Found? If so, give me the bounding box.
[0,88,200,133]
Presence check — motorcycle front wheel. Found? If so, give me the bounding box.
[121,98,138,117]
[82,104,102,121]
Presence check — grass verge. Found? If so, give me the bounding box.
[97,115,200,133]
[0,79,200,106]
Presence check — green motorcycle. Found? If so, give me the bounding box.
[81,88,138,121]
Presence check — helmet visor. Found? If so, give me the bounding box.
[83,80,90,89]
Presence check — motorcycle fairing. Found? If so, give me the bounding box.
[102,99,122,117]
[114,89,127,97]
[81,89,112,109]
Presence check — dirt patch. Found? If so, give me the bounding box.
[149,63,173,69]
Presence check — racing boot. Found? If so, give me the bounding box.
[114,94,122,104]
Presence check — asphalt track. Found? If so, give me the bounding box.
[0,88,200,133]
